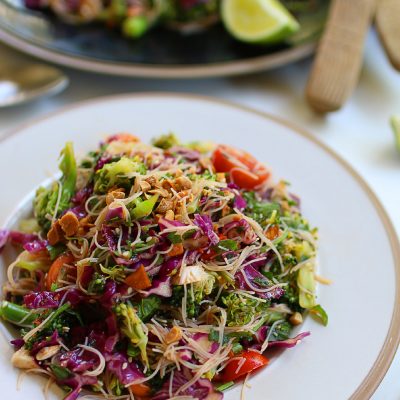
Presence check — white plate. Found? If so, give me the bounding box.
[0,94,399,400]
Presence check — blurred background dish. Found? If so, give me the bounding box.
[0,0,328,78]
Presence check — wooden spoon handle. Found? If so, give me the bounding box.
[306,0,376,113]
[376,0,400,71]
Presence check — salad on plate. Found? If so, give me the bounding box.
[0,133,327,400]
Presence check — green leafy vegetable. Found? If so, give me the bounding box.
[214,239,238,253]
[136,295,161,322]
[46,244,67,261]
[50,365,73,380]
[171,285,199,319]
[34,142,77,231]
[309,304,328,326]
[270,321,291,341]
[131,194,159,219]
[243,191,280,224]
[167,233,182,244]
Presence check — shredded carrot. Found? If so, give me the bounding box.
[129,382,151,397]
[124,264,152,290]
[46,254,74,290]
[265,225,280,240]
[167,243,184,257]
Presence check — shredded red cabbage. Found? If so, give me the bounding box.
[105,206,124,221]
[142,276,172,297]
[24,291,60,309]
[169,146,201,161]
[106,352,145,385]
[158,217,185,231]
[24,289,84,309]
[236,265,284,300]
[23,239,48,253]
[9,231,39,247]
[153,368,222,400]
[58,373,98,400]
[194,214,219,246]
[31,331,60,355]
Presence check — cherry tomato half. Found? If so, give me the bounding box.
[211,145,270,189]
[219,351,269,382]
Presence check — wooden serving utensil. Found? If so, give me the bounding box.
[375,0,400,71]
[305,0,376,113]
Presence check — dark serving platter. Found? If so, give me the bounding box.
[0,0,329,78]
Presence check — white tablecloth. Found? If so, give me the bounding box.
[0,29,399,399]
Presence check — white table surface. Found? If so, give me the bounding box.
[0,29,399,399]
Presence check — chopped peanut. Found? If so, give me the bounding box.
[59,211,80,237]
[161,180,175,191]
[175,176,192,191]
[165,326,182,345]
[156,198,174,214]
[106,189,125,206]
[175,169,183,177]
[47,221,64,246]
[36,345,61,361]
[145,176,157,186]
[11,348,37,369]
[177,190,190,199]
[174,213,183,222]
[149,187,170,198]
[165,210,174,220]
[289,312,303,326]
[77,216,94,236]
[139,180,151,193]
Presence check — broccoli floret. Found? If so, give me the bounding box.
[87,272,107,294]
[221,292,269,327]
[94,157,146,194]
[116,303,148,367]
[192,272,215,303]
[152,133,179,149]
[170,285,199,319]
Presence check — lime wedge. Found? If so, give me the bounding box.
[222,0,300,44]
[390,116,400,154]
